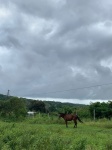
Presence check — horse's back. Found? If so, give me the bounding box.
[65,114,74,121]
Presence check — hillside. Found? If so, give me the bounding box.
[0,93,87,111]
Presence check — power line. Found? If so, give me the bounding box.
[37,82,112,95]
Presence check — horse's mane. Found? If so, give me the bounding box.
[59,113,74,115]
[59,113,66,115]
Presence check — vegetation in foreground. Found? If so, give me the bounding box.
[0,94,112,149]
[0,115,112,150]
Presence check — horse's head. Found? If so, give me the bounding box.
[58,113,62,118]
[58,113,65,119]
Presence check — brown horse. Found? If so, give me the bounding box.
[59,113,83,128]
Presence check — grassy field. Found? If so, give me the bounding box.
[0,115,112,150]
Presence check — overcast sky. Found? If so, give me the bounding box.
[0,0,112,104]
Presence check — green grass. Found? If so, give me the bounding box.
[0,116,112,150]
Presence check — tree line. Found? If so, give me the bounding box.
[0,94,112,120]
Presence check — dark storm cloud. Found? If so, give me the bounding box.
[0,0,112,103]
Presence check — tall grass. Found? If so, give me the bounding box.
[0,115,112,150]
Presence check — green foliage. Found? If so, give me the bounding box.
[0,97,27,120]
[75,106,91,118]
[1,93,112,121]
[29,100,46,112]
[44,100,86,113]
[105,140,112,150]
[74,139,87,150]
[89,101,112,119]
[0,94,10,101]
[0,119,112,150]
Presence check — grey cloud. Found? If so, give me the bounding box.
[0,0,112,103]
[10,0,61,19]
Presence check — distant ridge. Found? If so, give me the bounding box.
[43,100,87,108]
[0,93,87,107]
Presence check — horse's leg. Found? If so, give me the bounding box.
[74,120,77,128]
[65,120,68,128]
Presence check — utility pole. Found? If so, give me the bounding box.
[7,90,10,97]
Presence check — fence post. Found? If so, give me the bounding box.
[94,109,95,120]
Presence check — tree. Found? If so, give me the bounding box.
[9,97,27,118]
[0,97,27,119]
[89,101,112,119]
[29,100,45,112]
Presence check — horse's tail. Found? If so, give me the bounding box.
[77,115,83,123]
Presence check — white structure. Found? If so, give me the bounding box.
[27,111,36,117]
